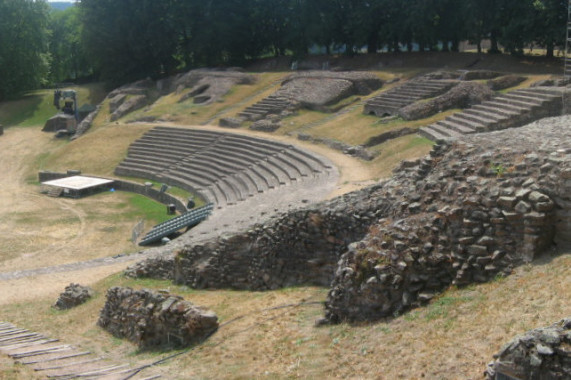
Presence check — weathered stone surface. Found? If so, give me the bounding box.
[325,116,569,322]
[219,117,244,128]
[72,104,102,140]
[487,75,526,91]
[250,119,281,132]
[42,113,76,133]
[531,77,571,87]
[110,95,147,122]
[98,287,218,350]
[398,82,494,121]
[486,318,571,380]
[176,70,255,105]
[53,283,94,310]
[109,94,127,114]
[459,70,502,81]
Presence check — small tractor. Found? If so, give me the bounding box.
[42,87,80,136]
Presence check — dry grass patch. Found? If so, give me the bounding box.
[365,135,434,179]
[305,108,457,147]
[43,123,151,176]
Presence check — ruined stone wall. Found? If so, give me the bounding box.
[325,116,571,322]
[166,186,388,289]
[126,182,390,287]
[98,287,218,349]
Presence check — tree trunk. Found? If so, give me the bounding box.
[367,33,378,54]
[546,43,554,58]
[489,30,500,54]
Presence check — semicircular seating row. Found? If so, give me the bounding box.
[114,126,334,208]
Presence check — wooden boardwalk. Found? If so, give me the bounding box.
[0,322,161,379]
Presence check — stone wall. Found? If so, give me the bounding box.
[486,317,571,380]
[98,287,218,349]
[127,184,386,288]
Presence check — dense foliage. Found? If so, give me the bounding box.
[0,0,51,101]
[0,0,568,97]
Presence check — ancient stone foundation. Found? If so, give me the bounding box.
[98,287,218,349]
[486,317,571,380]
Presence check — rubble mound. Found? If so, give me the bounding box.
[398,82,494,120]
[486,317,571,380]
[98,287,218,350]
[53,283,94,310]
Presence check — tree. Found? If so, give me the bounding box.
[532,0,567,57]
[79,0,181,85]
[0,0,51,100]
[49,5,91,83]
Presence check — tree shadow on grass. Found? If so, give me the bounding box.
[0,93,44,127]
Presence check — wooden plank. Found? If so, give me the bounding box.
[10,345,72,359]
[20,351,91,365]
[47,364,130,378]
[1,338,58,351]
[33,357,103,371]
[0,338,48,349]
[0,330,29,337]
[0,332,39,342]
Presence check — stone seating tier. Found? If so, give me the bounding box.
[364,79,456,117]
[419,87,563,141]
[115,127,333,207]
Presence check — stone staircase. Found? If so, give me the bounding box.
[238,95,292,121]
[419,87,564,141]
[363,79,457,117]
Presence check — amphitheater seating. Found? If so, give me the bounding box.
[419,87,564,141]
[364,79,457,117]
[115,127,333,208]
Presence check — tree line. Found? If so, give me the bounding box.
[0,0,568,100]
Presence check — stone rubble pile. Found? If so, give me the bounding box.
[53,283,94,310]
[486,317,571,380]
[98,287,218,349]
